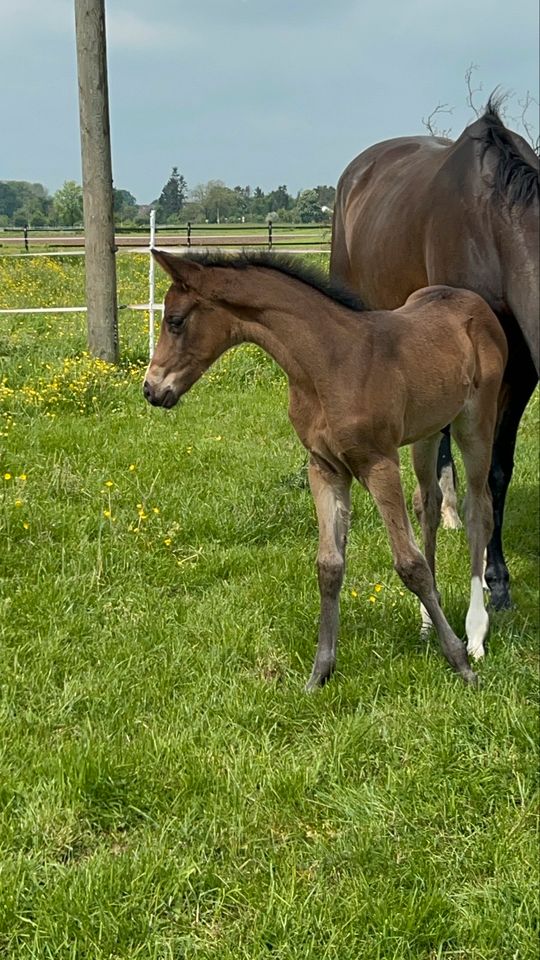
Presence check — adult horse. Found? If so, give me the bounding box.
[330,98,539,610]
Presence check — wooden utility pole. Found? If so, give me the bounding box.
[74,0,118,362]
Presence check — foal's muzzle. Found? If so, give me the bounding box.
[143,380,179,409]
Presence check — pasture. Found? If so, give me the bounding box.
[0,254,538,959]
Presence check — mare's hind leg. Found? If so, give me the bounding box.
[452,403,496,660]
[306,456,351,691]
[485,347,537,609]
[412,434,443,638]
[438,429,462,530]
[359,454,476,683]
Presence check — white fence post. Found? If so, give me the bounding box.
[148,209,156,357]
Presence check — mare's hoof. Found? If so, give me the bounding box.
[462,667,479,687]
[488,588,512,612]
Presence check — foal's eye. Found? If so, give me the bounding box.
[166,314,186,333]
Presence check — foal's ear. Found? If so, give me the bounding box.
[151,249,204,289]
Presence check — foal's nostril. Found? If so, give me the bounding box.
[143,380,153,402]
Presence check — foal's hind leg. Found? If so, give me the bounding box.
[451,403,496,660]
[359,454,476,683]
[306,456,351,691]
[412,434,443,638]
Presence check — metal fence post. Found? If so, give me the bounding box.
[187,221,191,247]
[268,220,273,250]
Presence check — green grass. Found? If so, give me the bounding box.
[0,256,538,959]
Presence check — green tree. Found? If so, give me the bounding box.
[0,182,19,218]
[156,167,187,222]
[205,181,242,222]
[0,181,52,225]
[189,181,242,222]
[267,185,292,211]
[233,185,251,220]
[53,181,83,227]
[113,188,138,223]
[293,189,326,223]
[250,186,268,221]
[313,184,336,209]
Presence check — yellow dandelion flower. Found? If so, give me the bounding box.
[23,521,30,530]
[3,473,12,480]
[14,499,23,508]
[104,480,113,488]
[152,507,160,514]
[374,583,383,593]
[368,595,377,603]
[164,537,172,546]
[129,464,136,472]
[18,474,27,481]
[350,589,358,598]
[103,509,112,518]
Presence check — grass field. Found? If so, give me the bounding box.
[0,255,538,959]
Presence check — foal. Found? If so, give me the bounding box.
[144,250,507,689]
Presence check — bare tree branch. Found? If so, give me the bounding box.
[421,103,454,138]
[422,68,539,153]
[517,91,540,155]
[465,63,483,117]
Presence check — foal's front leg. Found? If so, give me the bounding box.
[360,454,476,684]
[306,456,351,691]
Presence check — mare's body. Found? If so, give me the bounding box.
[331,99,539,609]
[144,251,507,688]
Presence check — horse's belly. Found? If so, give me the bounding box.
[400,371,473,445]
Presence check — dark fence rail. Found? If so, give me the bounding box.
[0,221,331,252]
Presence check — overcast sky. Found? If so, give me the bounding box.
[1,0,538,203]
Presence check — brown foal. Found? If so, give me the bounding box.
[144,250,507,689]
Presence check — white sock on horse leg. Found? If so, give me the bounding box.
[420,602,433,638]
[465,575,489,659]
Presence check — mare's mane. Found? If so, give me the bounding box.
[180,250,366,312]
[479,96,539,207]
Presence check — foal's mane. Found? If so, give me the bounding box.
[182,250,365,312]
[479,96,539,208]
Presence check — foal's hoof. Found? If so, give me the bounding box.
[305,666,334,692]
[461,667,479,687]
[467,643,485,662]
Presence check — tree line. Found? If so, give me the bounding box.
[0,169,335,229]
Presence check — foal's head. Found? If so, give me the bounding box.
[143,250,234,408]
